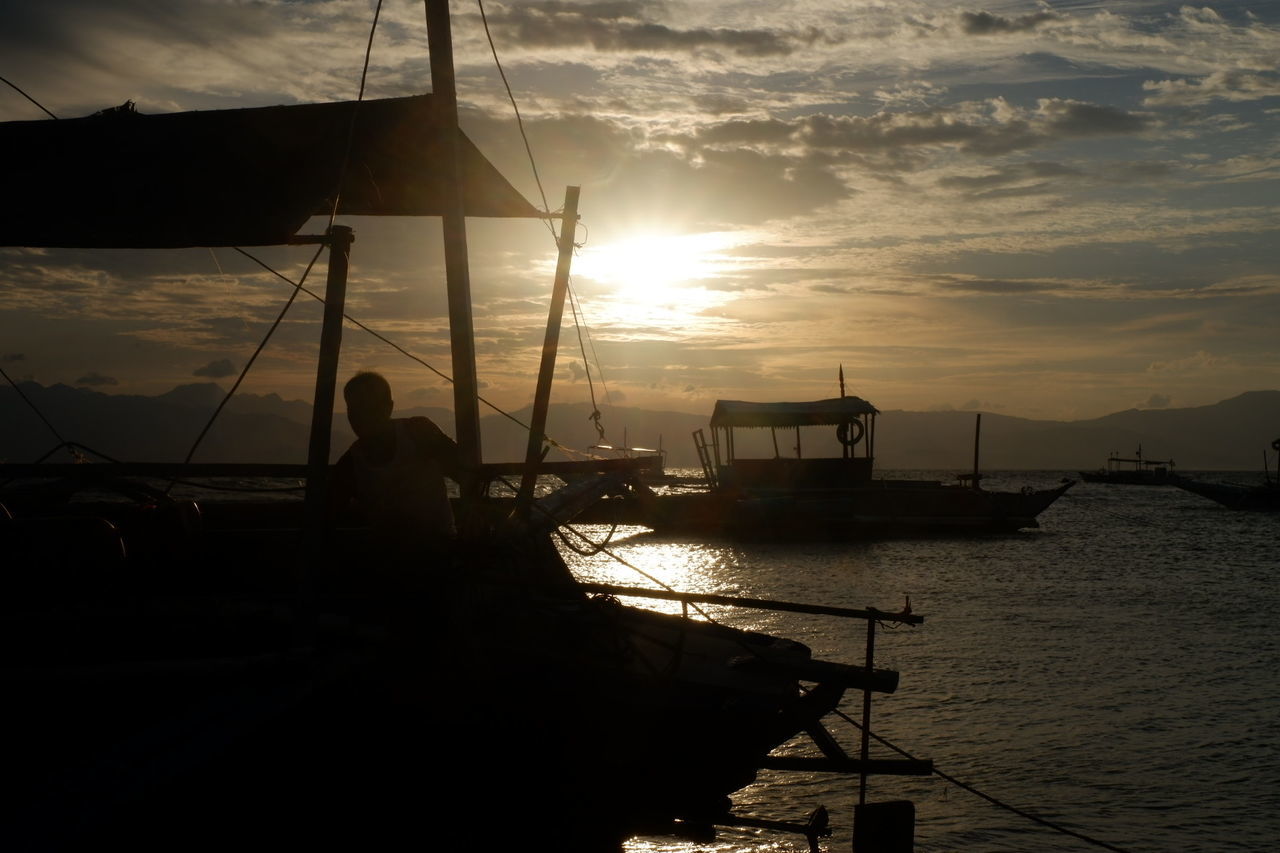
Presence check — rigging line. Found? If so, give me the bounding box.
[566,281,606,440]
[0,74,58,119]
[569,280,612,407]
[1,365,76,460]
[230,247,537,438]
[474,0,558,240]
[327,0,385,228]
[826,705,1132,853]
[168,244,325,494]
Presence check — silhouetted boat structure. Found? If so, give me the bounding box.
[1079,447,1175,484]
[1172,438,1280,511]
[0,4,930,850]
[627,398,1074,538]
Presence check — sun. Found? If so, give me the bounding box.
[574,231,739,302]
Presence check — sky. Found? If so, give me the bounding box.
[1,0,1278,424]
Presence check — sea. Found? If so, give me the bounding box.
[558,470,1280,853]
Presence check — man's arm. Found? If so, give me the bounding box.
[406,417,461,481]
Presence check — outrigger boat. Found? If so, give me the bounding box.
[1079,446,1176,485]
[0,4,929,850]
[630,396,1074,539]
[1171,438,1280,511]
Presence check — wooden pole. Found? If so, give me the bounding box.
[425,0,483,508]
[971,412,982,490]
[516,186,580,517]
[303,225,353,527]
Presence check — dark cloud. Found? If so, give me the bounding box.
[193,358,236,378]
[479,1,824,57]
[1142,393,1172,409]
[75,371,117,387]
[959,10,1059,35]
[1038,100,1150,137]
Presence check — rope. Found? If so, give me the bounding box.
[826,708,1131,851]
[1,365,79,461]
[0,74,58,119]
[475,0,557,240]
[566,285,606,441]
[168,245,324,492]
[326,0,384,228]
[231,248,560,443]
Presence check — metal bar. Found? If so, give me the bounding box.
[303,225,352,528]
[426,0,483,508]
[859,617,875,805]
[515,186,580,518]
[576,583,923,625]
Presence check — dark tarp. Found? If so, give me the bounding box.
[0,95,540,249]
[711,397,879,429]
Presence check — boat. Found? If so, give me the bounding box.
[1079,446,1176,484]
[629,396,1074,538]
[1171,438,1280,510]
[0,4,931,849]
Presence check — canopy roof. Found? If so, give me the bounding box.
[711,397,879,429]
[0,95,539,249]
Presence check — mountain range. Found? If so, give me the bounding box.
[3,381,1278,472]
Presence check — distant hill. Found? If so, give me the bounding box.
[3,382,1278,471]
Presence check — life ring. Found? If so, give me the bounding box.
[836,420,864,447]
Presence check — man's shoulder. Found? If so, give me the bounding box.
[398,416,455,449]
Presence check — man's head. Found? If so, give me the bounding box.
[344,371,394,440]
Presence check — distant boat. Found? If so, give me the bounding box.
[628,397,1074,538]
[1172,438,1280,511]
[1080,446,1175,485]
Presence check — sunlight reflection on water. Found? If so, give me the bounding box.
[554,473,1280,853]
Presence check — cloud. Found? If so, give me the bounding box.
[478,1,824,58]
[959,10,1060,36]
[1141,393,1172,409]
[75,371,117,386]
[193,358,236,378]
[1143,71,1280,107]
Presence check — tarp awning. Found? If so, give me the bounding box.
[0,95,540,248]
[711,397,879,428]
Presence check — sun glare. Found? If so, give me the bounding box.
[575,231,739,301]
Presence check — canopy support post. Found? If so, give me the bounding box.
[303,225,353,528]
[516,186,580,518]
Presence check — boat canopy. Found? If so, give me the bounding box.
[0,95,539,249]
[711,397,879,429]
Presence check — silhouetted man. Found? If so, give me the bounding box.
[331,371,460,554]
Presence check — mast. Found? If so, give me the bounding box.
[425,0,483,506]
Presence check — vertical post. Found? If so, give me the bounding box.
[859,615,876,806]
[304,225,353,528]
[971,412,982,490]
[516,186,581,517]
[426,0,483,506]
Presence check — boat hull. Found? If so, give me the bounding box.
[1,497,869,848]
[625,480,1075,538]
[1171,476,1280,511]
